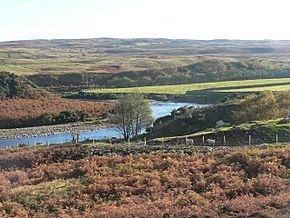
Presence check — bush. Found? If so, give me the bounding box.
[232,91,279,124]
[57,111,79,124]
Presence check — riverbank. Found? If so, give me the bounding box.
[0,122,114,139]
[0,101,208,147]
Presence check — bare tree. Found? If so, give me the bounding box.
[111,93,153,140]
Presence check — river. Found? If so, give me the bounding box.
[0,101,208,148]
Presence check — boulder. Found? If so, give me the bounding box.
[279,118,290,124]
[215,120,226,128]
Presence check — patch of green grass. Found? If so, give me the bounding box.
[9,179,82,210]
[0,64,34,74]
[218,84,290,93]
[86,78,290,95]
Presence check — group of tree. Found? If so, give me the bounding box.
[233,90,290,124]
[39,110,92,125]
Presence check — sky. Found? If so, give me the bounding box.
[1,0,290,42]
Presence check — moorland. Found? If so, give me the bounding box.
[0,38,290,217]
[0,144,289,217]
[1,38,290,90]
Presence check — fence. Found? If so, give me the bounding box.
[149,132,290,147]
[1,132,290,150]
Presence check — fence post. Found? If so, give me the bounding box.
[248,135,251,146]
[223,135,226,145]
[161,137,164,146]
[93,139,95,146]
[16,143,19,148]
[202,135,205,145]
[128,138,130,146]
[276,134,279,144]
[109,138,112,146]
[144,137,147,146]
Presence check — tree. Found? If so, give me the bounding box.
[39,112,57,125]
[276,91,290,117]
[57,111,79,124]
[112,93,153,140]
[232,91,280,124]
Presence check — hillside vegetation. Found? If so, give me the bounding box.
[0,145,289,217]
[1,38,290,88]
[0,72,115,128]
[0,98,114,129]
[0,72,49,99]
[151,119,290,146]
[148,91,290,139]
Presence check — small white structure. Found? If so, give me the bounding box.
[215,120,226,128]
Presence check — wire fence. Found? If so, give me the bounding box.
[152,132,290,147]
[2,132,290,150]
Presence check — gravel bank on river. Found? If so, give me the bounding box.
[0,122,114,139]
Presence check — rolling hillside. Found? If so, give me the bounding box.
[1,38,290,88]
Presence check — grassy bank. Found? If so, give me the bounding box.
[151,119,290,145]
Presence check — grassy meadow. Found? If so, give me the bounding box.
[218,84,290,92]
[86,78,290,95]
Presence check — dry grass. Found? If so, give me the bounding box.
[0,97,114,128]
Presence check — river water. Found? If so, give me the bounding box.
[0,101,208,148]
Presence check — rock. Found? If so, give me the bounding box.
[278,118,290,124]
[256,143,268,149]
[215,120,226,128]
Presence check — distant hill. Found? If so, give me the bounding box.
[0,72,50,99]
[1,38,290,89]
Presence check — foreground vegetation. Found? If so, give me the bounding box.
[0,144,289,217]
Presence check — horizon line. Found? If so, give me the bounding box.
[1,37,290,43]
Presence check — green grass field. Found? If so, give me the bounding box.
[86,78,290,95]
[218,84,290,93]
